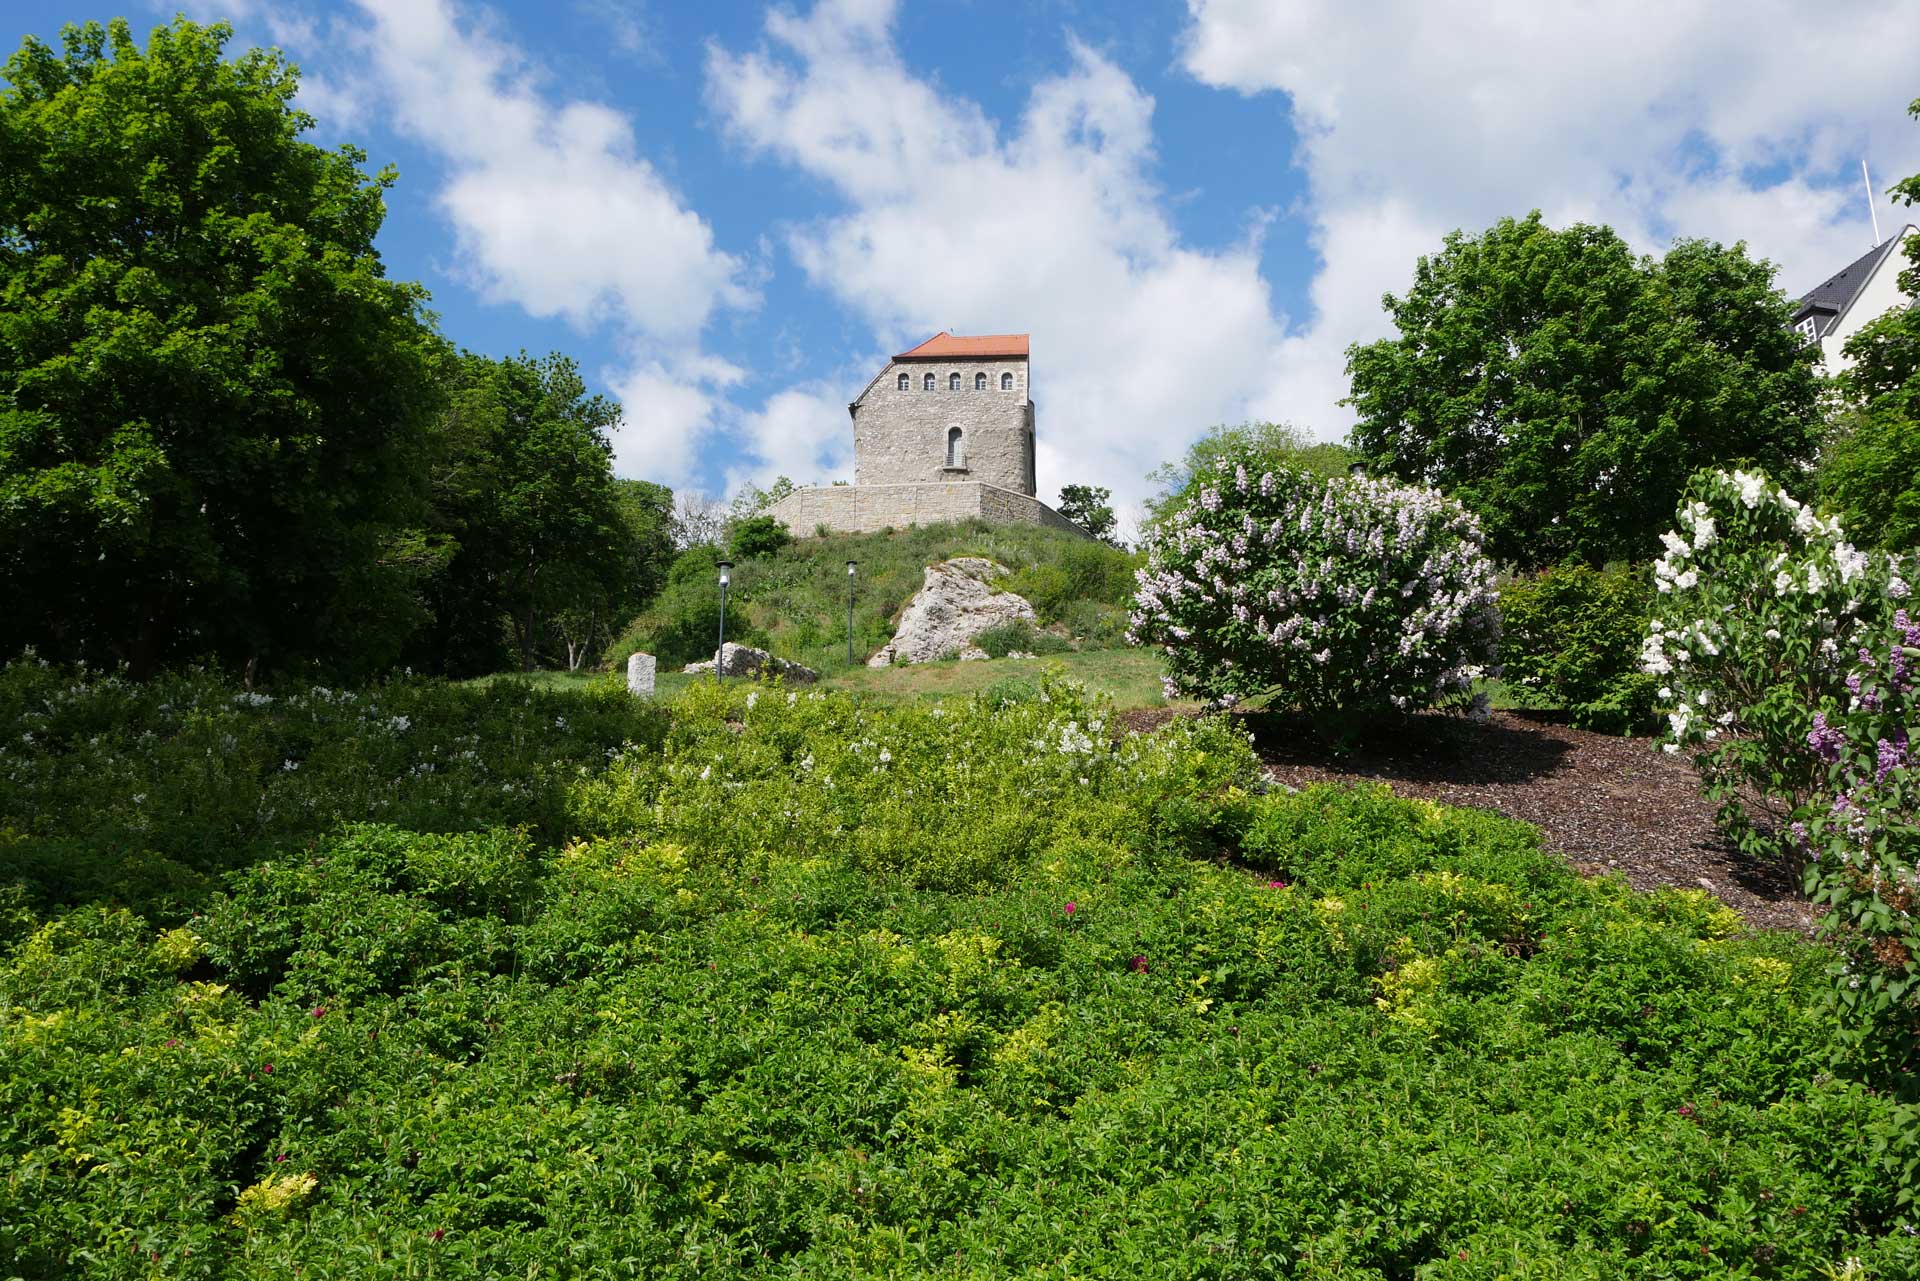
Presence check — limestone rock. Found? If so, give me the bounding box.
[625,651,656,696]
[682,642,820,683]
[866,558,1036,667]
[957,646,990,662]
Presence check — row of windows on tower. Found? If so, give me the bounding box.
[900,371,1015,392]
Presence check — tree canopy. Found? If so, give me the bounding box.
[0,18,443,676]
[1055,483,1119,545]
[1344,212,1821,568]
[410,351,645,675]
[1143,422,1354,529]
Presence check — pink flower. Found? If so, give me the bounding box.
[1064,901,1077,916]
[429,1228,445,1243]
[311,1006,327,1018]
[275,1153,289,1163]
[1129,955,1149,973]
[1677,1103,1694,1118]
[1267,879,1288,889]
[261,1063,274,1074]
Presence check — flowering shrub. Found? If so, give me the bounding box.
[1646,468,1919,1071]
[1131,452,1500,731]
[1795,605,1920,1063]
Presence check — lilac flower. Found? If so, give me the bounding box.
[1875,732,1908,783]
[1806,712,1845,763]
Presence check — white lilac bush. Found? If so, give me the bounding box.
[1645,468,1918,1045]
[1130,451,1500,732]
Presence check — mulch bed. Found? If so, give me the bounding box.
[1119,707,1812,934]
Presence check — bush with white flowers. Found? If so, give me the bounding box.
[1130,450,1500,732]
[1647,468,1918,1047]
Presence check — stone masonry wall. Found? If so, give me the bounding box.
[767,481,1086,539]
[853,357,1033,494]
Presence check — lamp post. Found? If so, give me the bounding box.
[715,560,733,679]
[846,560,858,666]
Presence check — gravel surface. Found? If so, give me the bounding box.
[1122,707,1813,934]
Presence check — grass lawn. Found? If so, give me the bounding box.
[472,646,1186,710]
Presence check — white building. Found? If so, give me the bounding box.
[1790,224,1918,372]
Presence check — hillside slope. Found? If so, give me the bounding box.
[615,519,1139,674]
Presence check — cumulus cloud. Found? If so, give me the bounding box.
[334,0,753,485]
[1181,0,1920,435]
[706,0,1295,528]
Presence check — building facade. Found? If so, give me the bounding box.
[769,332,1084,537]
[1791,224,1918,372]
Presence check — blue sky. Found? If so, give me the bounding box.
[9,0,1920,525]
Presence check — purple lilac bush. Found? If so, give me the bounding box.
[1645,467,1918,1051]
[1130,451,1500,732]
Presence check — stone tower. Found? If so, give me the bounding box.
[765,332,1085,538]
[851,332,1036,494]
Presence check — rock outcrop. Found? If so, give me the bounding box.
[866,558,1037,667]
[683,642,820,683]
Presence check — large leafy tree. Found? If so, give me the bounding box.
[412,351,633,675]
[0,18,442,676]
[1345,212,1821,568]
[1819,95,1920,553]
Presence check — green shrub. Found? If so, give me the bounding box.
[1060,598,1131,646]
[607,546,764,668]
[0,659,666,919]
[5,668,1918,1276]
[1498,562,1658,731]
[728,513,792,560]
[969,620,1071,658]
[1004,539,1137,621]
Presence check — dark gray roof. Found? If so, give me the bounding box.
[1793,235,1905,338]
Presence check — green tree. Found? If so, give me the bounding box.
[1144,422,1354,527]
[1819,97,1920,552]
[550,479,676,670]
[0,18,443,677]
[1345,213,1821,568]
[412,352,629,674]
[1055,484,1119,545]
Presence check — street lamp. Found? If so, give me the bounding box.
[846,560,858,666]
[715,560,733,678]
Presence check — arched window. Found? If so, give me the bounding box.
[897,373,909,390]
[948,372,961,391]
[946,427,964,468]
[923,372,936,391]
[1000,372,1014,390]
[974,372,987,390]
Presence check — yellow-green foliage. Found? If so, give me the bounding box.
[1,671,1917,1278]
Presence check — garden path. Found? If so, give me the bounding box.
[1124,708,1813,934]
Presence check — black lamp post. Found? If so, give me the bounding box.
[846,560,858,666]
[715,560,733,678]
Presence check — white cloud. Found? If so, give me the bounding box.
[706,0,1296,530]
[724,383,857,498]
[1181,0,1920,435]
[334,0,753,485]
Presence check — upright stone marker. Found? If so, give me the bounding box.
[626,651,656,697]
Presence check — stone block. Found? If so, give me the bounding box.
[626,651,656,697]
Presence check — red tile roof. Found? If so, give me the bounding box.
[894,332,1029,360]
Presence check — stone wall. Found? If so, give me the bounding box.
[852,357,1034,494]
[767,481,1087,539]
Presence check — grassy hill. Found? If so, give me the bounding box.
[609,519,1140,677]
